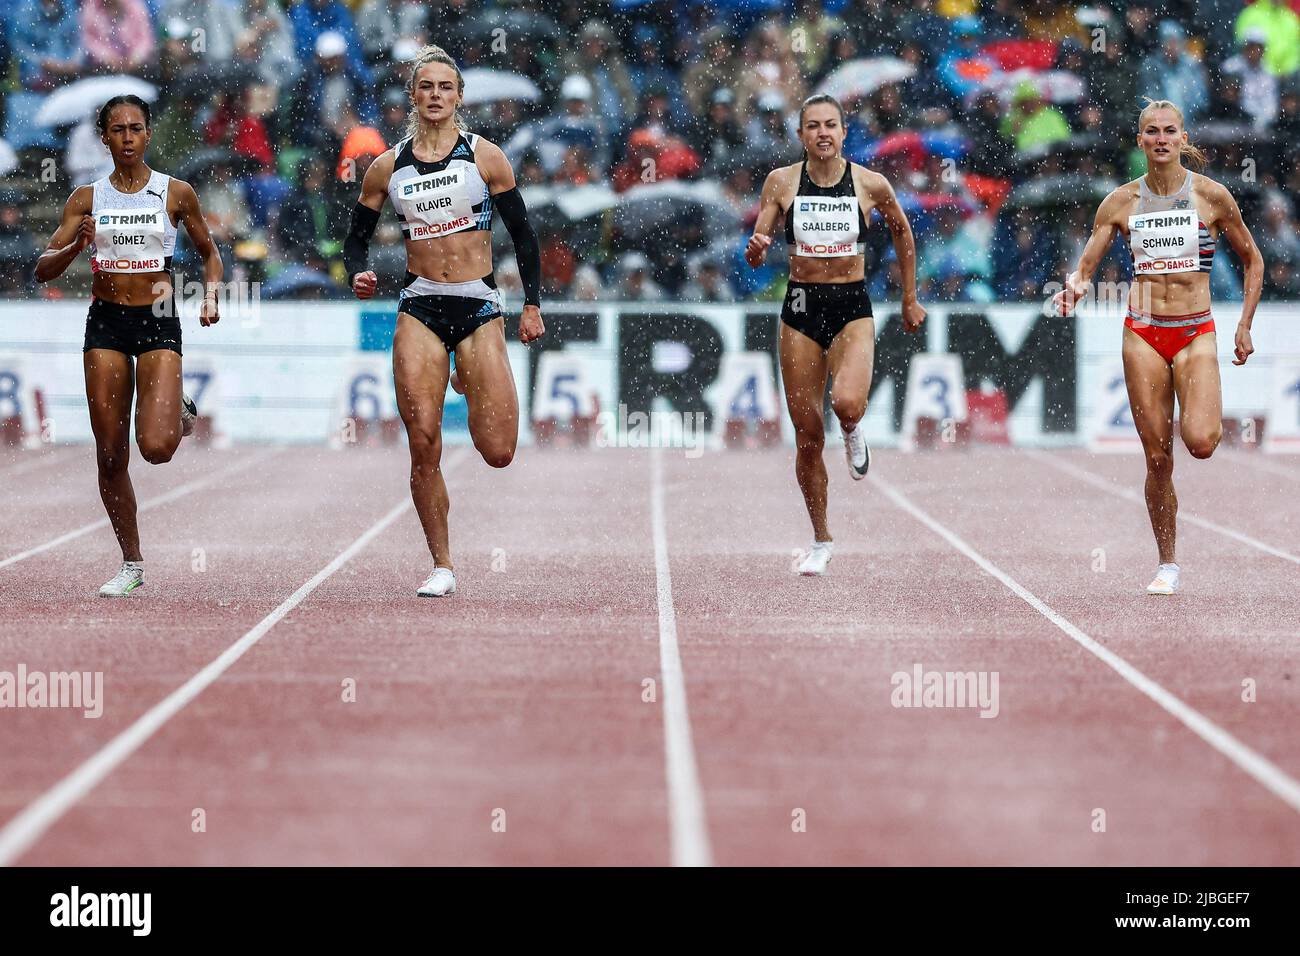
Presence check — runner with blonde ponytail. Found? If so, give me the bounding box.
[1054,98,1263,596]
[341,44,546,598]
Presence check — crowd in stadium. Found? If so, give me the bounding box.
[0,0,1298,303]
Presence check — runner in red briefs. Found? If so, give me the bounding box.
[1054,98,1264,595]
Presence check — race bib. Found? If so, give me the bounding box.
[396,168,474,240]
[790,195,862,258]
[1128,210,1198,275]
[92,208,167,273]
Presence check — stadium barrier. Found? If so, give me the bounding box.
[1,301,1296,450]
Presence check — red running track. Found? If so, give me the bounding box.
[0,440,1297,865]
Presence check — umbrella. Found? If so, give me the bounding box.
[176,148,259,182]
[460,69,542,106]
[1015,133,1104,168]
[262,265,348,300]
[1190,122,1268,147]
[1005,174,1117,209]
[519,184,618,221]
[816,57,916,104]
[614,179,740,244]
[175,62,260,101]
[0,140,17,177]
[982,69,1086,105]
[36,76,157,127]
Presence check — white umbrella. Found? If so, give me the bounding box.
[35,76,158,127]
[816,57,916,103]
[982,69,1087,105]
[460,69,541,106]
[0,139,17,177]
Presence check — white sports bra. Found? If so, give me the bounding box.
[90,170,176,274]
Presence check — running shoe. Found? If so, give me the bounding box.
[180,393,197,437]
[99,561,144,598]
[798,541,834,576]
[842,424,869,480]
[417,567,457,597]
[1146,563,1180,596]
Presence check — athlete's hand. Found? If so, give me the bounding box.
[351,270,377,300]
[1232,323,1254,366]
[519,304,544,344]
[1052,271,1089,316]
[744,233,772,267]
[200,291,220,327]
[74,215,95,252]
[901,296,926,333]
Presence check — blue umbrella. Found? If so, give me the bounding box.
[263,265,348,300]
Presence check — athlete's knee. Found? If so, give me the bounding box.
[476,437,515,468]
[1184,427,1221,460]
[1145,447,1174,478]
[830,389,866,427]
[137,435,177,465]
[96,445,129,476]
[792,420,824,454]
[408,428,442,468]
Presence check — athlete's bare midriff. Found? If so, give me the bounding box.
[1112,178,1216,317]
[403,229,493,283]
[777,163,873,284]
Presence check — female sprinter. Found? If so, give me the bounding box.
[1054,99,1262,595]
[745,93,925,576]
[345,45,544,597]
[35,94,222,597]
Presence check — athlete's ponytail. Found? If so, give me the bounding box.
[1137,97,1207,170]
[404,45,469,137]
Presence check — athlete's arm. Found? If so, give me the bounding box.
[173,179,224,327]
[1054,188,1125,316]
[345,149,392,300]
[863,169,926,333]
[476,138,544,344]
[1210,180,1261,366]
[745,167,788,267]
[34,187,94,283]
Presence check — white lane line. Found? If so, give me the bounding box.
[870,473,1300,816]
[0,448,77,479]
[1028,449,1300,566]
[0,449,470,865]
[650,446,714,867]
[0,448,282,571]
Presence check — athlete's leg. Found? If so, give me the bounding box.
[453,316,518,469]
[1122,327,1177,565]
[826,316,875,430]
[84,349,141,562]
[393,313,453,568]
[780,323,831,542]
[133,348,183,464]
[1172,331,1222,460]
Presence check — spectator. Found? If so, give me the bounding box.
[1257,192,1300,264]
[11,0,81,91]
[744,90,799,163]
[355,0,426,65]
[205,87,276,171]
[1205,73,1254,126]
[65,116,113,186]
[236,0,301,89]
[277,158,345,269]
[1235,0,1300,77]
[505,75,610,179]
[680,255,736,302]
[680,27,743,120]
[937,17,998,102]
[561,21,638,139]
[1001,83,1071,154]
[1137,21,1209,124]
[289,0,368,82]
[1086,27,1138,128]
[376,87,408,145]
[691,88,745,173]
[614,252,664,301]
[1222,31,1280,130]
[0,189,38,294]
[82,0,156,75]
[160,0,246,62]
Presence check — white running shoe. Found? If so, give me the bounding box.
[842,424,869,480]
[798,541,834,576]
[99,561,144,597]
[417,567,457,597]
[180,393,197,437]
[1146,563,1180,596]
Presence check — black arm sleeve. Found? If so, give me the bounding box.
[494,186,541,307]
[343,203,381,287]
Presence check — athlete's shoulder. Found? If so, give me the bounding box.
[469,134,506,162]
[853,164,891,194]
[763,162,801,187]
[1101,180,1140,217]
[1191,171,1231,202]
